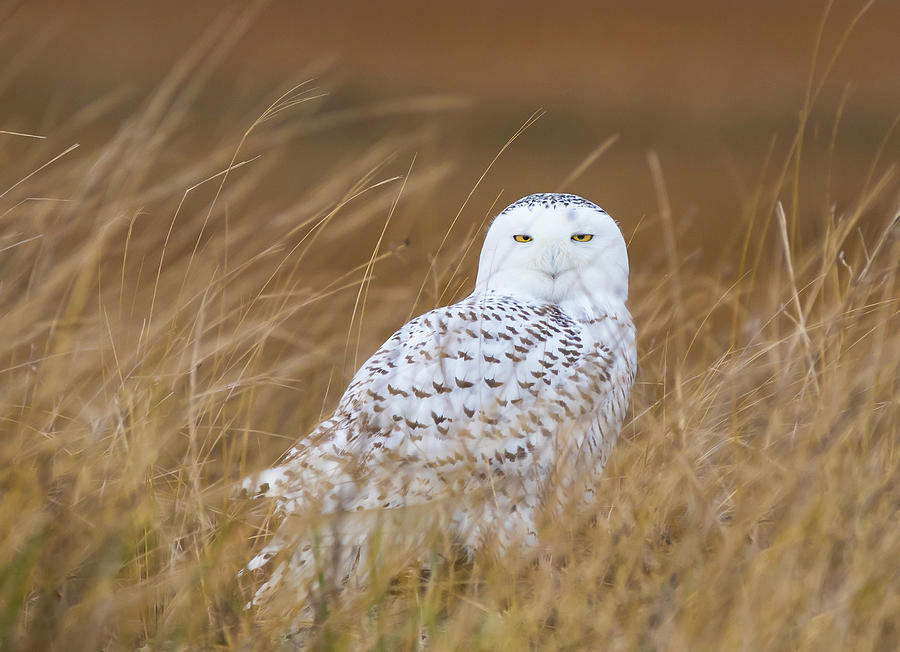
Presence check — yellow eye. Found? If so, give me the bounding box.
[513,234,533,243]
[571,233,593,242]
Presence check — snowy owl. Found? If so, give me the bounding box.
[243,193,636,616]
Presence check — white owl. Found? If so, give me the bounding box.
[244,193,636,616]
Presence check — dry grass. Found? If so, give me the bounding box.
[1,20,899,651]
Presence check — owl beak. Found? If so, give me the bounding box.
[540,243,565,280]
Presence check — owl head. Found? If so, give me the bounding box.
[475,193,629,309]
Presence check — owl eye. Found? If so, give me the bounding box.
[571,234,593,242]
[513,234,533,243]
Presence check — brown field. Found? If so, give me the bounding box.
[1,1,898,649]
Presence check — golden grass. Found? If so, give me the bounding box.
[1,29,898,652]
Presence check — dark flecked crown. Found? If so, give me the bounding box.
[498,193,605,216]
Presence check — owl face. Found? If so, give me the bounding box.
[475,194,629,307]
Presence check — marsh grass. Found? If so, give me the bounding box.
[1,14,898,650]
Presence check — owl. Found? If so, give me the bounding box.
[244,193,636,616]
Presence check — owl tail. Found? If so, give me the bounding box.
[245,528,368,619]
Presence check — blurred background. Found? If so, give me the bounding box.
[4,0,899,257]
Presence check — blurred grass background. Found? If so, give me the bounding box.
[6,0,900,254]
[1,0,898,649]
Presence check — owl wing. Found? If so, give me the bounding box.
[249,292,626,517]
